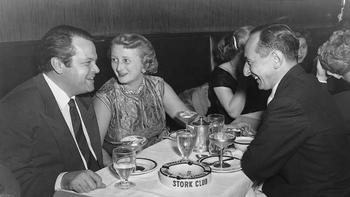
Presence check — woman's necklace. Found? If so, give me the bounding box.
[120,79,145,95]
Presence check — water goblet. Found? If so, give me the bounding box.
[112,146,136,189]
[176,129,196,161]
[121,135,148,171]
[207,114,225,155]
[208,132,236,168]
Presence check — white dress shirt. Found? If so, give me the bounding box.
[43,74,97,190]
[267,79,281,105]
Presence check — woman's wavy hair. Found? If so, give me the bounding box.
[214,25,254,64]
[110,33,158,74]
[318,29,350,75]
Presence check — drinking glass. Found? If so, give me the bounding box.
[112,146,136,189]
[207,114,225,155]
[207,114,225,133]
[209,132,236,168]
[176,129,196,161]
[121,135,148,171]
[178,110,197,130]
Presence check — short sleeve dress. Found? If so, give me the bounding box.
[207,66,270,124]
[95,75,167,154]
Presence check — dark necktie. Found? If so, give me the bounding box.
[68,99,100,171]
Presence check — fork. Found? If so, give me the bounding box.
[201,157,237,166]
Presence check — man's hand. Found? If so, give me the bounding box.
[62,170,106,193]
[316,59,328,83]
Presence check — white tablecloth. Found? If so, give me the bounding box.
[59,139,265,197]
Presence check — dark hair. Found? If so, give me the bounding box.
[254,24,299,62]
[110,33,158,74]
[37,25,94,72]
[214,26,254,63]
[318,29,350,75]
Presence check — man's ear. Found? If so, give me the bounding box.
[50,57,65,74]
[271,50,283,69]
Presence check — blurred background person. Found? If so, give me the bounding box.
[317,28,350,130]
[93,33,190,165]
[207,25,270,124]
[295,30,314,73]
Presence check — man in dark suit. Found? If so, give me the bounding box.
[241,24,350,196]
[0,25,105,197]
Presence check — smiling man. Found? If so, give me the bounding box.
[241,24,350,197]
[0,25,105,197]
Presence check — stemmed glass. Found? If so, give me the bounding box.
[176,129,196,161]
[207,114,225,155]
[178,110,197,130]
[209,132,236,168]
[121,135,147,171]
[112,146,136,189]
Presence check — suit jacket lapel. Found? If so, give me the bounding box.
[34,74,84,170]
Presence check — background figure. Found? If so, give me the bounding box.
[317,28,350,130]
[0,25,105,197]
[295,31,308,64]
[316,28,350,94]
[294,30,314,72]
[207,25,270,124]
[242,24,350,197]
[93,33,190,165]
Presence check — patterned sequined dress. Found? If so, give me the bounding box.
[95,75,167,152]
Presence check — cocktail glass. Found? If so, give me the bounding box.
[178,110,197,130]
[208,132,236,168]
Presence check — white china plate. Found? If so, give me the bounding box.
[234,136,254,145]
[109,157,157,176]
[199,155,241,173]
[133,157,157,175]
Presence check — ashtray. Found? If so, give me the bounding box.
[158,160,211,189]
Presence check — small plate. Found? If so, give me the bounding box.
[133,158,157,175]
[199,155,241,173]
[234,136,254,144]
[109,157,157,176]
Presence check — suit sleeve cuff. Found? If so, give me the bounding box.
[55,172,67,191]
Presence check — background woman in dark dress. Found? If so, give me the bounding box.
[207,26,270,124]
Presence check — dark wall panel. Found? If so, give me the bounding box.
[0,0,343,42]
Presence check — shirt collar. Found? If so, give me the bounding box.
[43,73,75,108]
[267,79,281,105]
